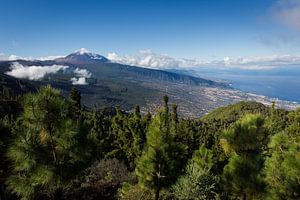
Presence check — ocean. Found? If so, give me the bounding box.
[192,67,300,103]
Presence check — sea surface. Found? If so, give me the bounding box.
[190,67,300,103]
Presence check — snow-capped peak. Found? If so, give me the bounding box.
[76,48,90,55]
[54,48,110,64]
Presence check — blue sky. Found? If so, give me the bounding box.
[0,0,300,62]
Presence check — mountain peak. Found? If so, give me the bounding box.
[76,48,90,55]
[54,49,109,64]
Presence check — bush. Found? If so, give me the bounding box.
[118,183,153,200]
[65,158,136,200]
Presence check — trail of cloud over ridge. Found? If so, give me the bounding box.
[5,62,68,80]
[108,50,300,70]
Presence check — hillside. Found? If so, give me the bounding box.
[0,86,299,200]
[0,50,298,118]
[201,101,269,121]
[0,50,231,117]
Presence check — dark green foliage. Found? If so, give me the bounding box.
[129,106,146,160]
[264,108,300,200]
[87,108,114,159]
[135,97,186,200]
[202,101,269,122]
[118,183,153,200]
[171,146,218,200]
[69,87,81,108]
[67,87,82,119]
[0,85,299,200]
[220,114,268,199]
[265,102,289,135]
[0,118,15,200]
[65,159,135,200]
[111,107,135,166]
[6,86,91,200]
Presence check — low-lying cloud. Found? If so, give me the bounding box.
[70,67,92,85]
[221,54,300,70]
[5,62,68,80]
[74,68,91,78]
[107,49,208,70]
[108,50,300,70]
[5,63,92,85]
[70,77,88,85]
[0,53,63,61]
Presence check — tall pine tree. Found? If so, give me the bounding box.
[7,86,90,200]
[264,109,300,200]
[220,114,268,200]
[135,96,185,200]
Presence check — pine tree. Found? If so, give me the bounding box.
[6,86,90,200]
[135,96,185,200]
[68,87,82,120]
[69,87,81,108]
[129,106,146,160]
[265,101,289,136]
[264,109,300,200]
[220,114,268,200]
[88,109,114,159]
[172,146,217,200]
[0,117,13,200]
[111,106,134,166]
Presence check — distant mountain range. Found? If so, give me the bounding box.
[0,49,298,117]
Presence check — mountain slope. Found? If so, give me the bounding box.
[1,49,296,118]
[0,73,37,96]
[55,48,109,64]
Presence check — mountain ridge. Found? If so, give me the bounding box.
[54,48,109,65]
[1,49,297,118]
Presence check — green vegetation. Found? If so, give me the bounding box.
[220,114,267,199]
[0,86,299,200]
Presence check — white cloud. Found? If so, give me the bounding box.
[271,0,300,31]
[0,52,63,61]
[221,54,300,69]
[70,67,92,85]
[70,77,88,85]
[36,55,63,61]
[74,68,91,78]
[77,48,90,55]
[8,55,33,61]
[5,62,68,80]
[0,54,34,61]
[108,50,300,70]
[5,62,92,85]
[107,49,208,69]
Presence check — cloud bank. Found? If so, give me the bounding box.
[107,50,208,70]
[6,63,92,85]
[221,54,300,70]
[70,67,92,85]
[108,50,300,70]
[0,53,63,61]
[5,62,68,80]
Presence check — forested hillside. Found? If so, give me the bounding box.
[0,86,299,200]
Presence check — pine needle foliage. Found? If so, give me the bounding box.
[220,114,267,200]
[6,86,90,200]
[264,108,300,200]
[135,97,185,200]
[171,146,217,200]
